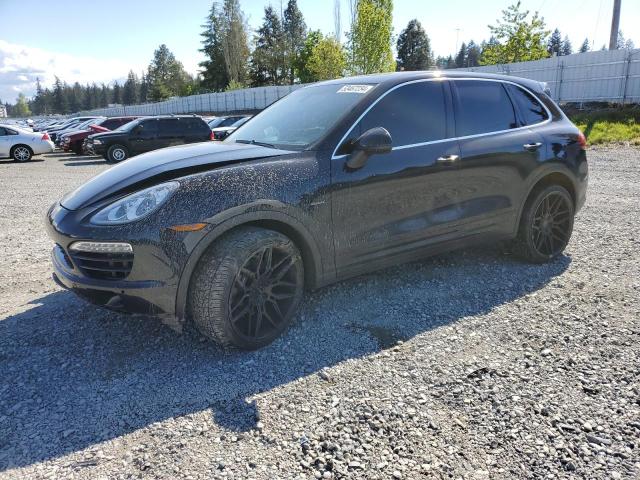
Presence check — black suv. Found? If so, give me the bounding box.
[88,115,212,163]
[47,72,587,350]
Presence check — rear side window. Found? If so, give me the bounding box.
[506,84,549,126]
[184,118,209,132]
[101,119,119,130]
[139,119,159,135]
[158,119,182,135]
[453,80,517,136]
[358,81,447,146]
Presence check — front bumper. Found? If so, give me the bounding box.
[46,203,187,319]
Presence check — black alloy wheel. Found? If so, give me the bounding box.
[189,227,304,349]
[516,184,574,263]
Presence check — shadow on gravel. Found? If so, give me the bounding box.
[64,161,108,167]
[0,248,570,470]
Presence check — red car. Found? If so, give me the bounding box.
[62,117,138,154]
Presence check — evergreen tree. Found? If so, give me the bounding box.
[53,77,68,114]
[579,38,590,53]
[122,71,139,105]
[100,84,109,107]
[396,19,432,71]
[560,35,572,55]
[251,6,287,86]
[199,2,229,91]
[547,28,562,56]
[283,0,307,84]
[69,82,83,112]
[147,44,192,101]
[616,31,634,50]
[455,42,467,68]
[466,40,481,67]
[446,55,456,69]
[139,73,149,102]
[220,0,250,87]
[112,81,122,104]
[481,1,550,65]
[348,0,395,74]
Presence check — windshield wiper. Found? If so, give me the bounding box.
[235,139,277,149]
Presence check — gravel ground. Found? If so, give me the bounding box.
[0,147,638,479]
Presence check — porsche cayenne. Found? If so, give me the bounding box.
[46,72,588,349]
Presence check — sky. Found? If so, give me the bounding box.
[0,0,638,102]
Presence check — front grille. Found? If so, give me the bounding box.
[69,250,134,280]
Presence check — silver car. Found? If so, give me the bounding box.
[0,124,55,162]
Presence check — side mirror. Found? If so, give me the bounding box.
[345,127,392,170]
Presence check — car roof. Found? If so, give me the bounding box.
[314,71,546,94]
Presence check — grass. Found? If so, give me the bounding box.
[566,106,640,145]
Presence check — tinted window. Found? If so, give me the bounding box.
[100,119,120,130]
[158,119,182,135]
[184,118,208,132]
[139,119,159,135]
[357,82,447,146]
[454,81,517,136]
[506,84,548,126]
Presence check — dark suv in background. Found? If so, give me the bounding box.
[88,115,213,163]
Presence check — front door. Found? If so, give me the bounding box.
[130,119,160,154]
[331,80,463,276]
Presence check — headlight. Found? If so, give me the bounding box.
[93,139,102,145]
[90,182,179,225]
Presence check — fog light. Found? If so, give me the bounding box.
[69,241,133,253]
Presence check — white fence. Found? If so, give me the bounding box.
[77,48,640,117]
[456,48,640,104]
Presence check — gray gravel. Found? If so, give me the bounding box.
[0,147,639,479]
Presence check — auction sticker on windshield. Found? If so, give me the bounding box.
[337,85,373,94]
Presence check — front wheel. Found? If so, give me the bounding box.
[106,144,129,163]
[515,184,574,263]
[188,227,304,349]
[11,145,33,162]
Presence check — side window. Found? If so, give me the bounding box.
[140,120,158,135]
[159,119,182,135]
[0,127,6,136]
[506,84,549,126]
[101,120,118,130]
[358,82,447,146]
[453,80,517,136]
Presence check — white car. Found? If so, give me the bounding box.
[0,124,55,162]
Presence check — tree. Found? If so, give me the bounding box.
[480,1,549,65]
[306,35,347,81]
[112,81,122,104]
[396,19,432,71]
[547,28,562,56]
[616,31,634,50]
[122,71,139,105]
[52,76,68,114]
[69,82,83,112]
[466,40,481,67]
[199,2,229,91]
[296,30,323,83]
[14,93,31,117]
[146,44,191,101]
[99,84,109,107]
[455,42,467,68]
[251,6,287,86]
[560,35,572,56]
[283,0,307,84]
[579,38,590,53]
[139,73,149,102]
[220,0,250,87]
[348,0,395,74]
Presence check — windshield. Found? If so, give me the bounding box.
[114,119,142,132]
[226,83,375,150]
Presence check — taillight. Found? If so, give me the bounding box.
[209,131,215,141]
[577,131,587,149]
[42,132,50,141]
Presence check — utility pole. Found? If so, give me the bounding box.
[609,0,621,50]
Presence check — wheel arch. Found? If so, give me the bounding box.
[175,209,326,321]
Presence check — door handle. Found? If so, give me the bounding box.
[436,154,460,163]
[523,142,543,151]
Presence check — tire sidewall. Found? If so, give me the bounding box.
[12,145,32,162]
[520,185,574,263]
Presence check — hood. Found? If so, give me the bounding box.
[60,141,293,211]
[91,130,125,140]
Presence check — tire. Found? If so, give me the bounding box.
[188,227,304,350]
[514,184,574,263]
[11,145,33,162]
[106,144,128,163]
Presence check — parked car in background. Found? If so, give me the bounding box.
[87,115,213,163]
[211,116,251,140]
[48,117,101,143]
[207,115,247,129]
[45,72,587,349]
[0,124,54,161]
[62,117,138,154]
[56,118,106,147]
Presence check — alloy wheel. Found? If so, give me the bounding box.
[531,192,572,256]
[13,147,31,162]
[228,245,302,341]
[111,148,126,162]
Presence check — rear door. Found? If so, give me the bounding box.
[450,79,547,237]
[157,118,184,148]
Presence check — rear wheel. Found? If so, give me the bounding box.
[188,227,304,349]
[11,145,33,162]
[515,184,574,263]
[106,144,128,163]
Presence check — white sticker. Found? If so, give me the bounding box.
[337,85,373,94]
